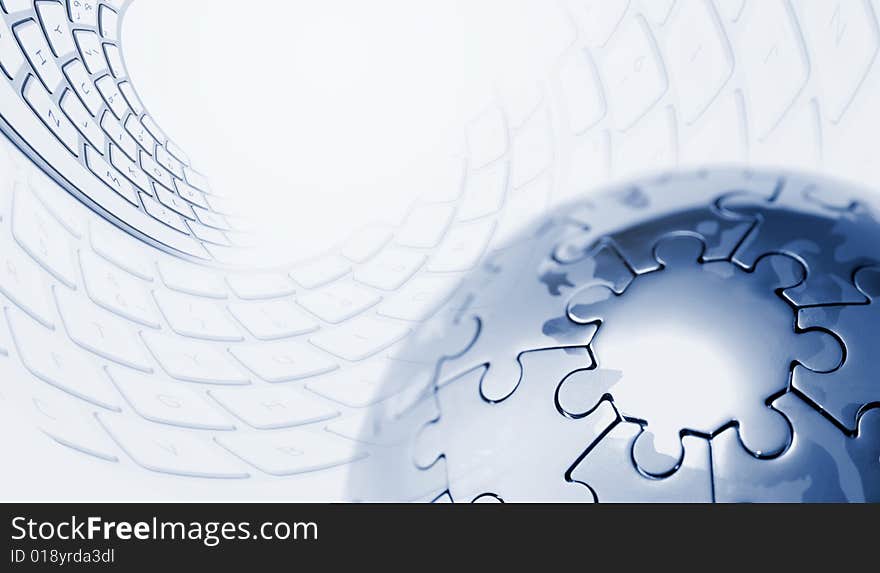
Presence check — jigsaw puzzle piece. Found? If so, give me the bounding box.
[471,493,503,503]
[543,240,634,295]
[712,393,877,502]
[719,179,880,306]
[440,223,601,403]
[571,417,713,502]
[803,184,860,212]
[345,386,450,501]
[793,266,880,431]
[566,237,841,476]
[609,206,752,274]
[425,349,617,502]
[846,407,880,502]
[553,170,777,268]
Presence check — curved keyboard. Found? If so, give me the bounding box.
[0,0,242,261]
[1,0,880,501]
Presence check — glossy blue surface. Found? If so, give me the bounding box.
[350,169,880,502]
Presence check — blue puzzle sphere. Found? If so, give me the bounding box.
[352,169,880,502]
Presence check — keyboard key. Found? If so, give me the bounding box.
[174,179,210,209]
[192,205,230,229]
[226,273,295,300]
[6,307,120,410]
[353,247,425,291]
[73,29,106,73]
[140,149,174,189]
[296,280,381,323]
[166,140,189,165]
[23,74,79,155]
[67,0,99,27]
[117,81,143,115]
[664,0,733,123]
[307,357,431,408]
[229,340,337,382]
[183,165,210,192]
[797,0,877,122]
[153,289,243,341]
[209,385,338,429]
[496,175,552,245]
[642,0,675,26]
[98,413,249,478]
[0,17,24,79]
[564,0,629,47]
[2,0,36,13]
[289,255,350,288]
[501,82,543,132]
[426,219,496,272]
[60,88,104,149]
[95,74,127,118]
[0,235,55,327]
[125,114,155,153]
[456,160,508,221]
[100,110,137,160]
[155,145,183,178]
[340,225,393,263]
[395,202,455,248]
[739,0,809,138]
[54,285,152,371]
[79,249,160,328]
[30,389,119,461]
[15,20,63,92]
[154,185,194,219]
[141,330,249,385]
[84,144,138,205]
[141,115,167,144]
[466,105,507,167]
[97,4,118,41]
[26,171,85,239]
[12,184,78,287]
[109,143,150,193]
[140,192,187,232]
[107,365,234,430]
[557,47,605,134]
[36,0,76,57]
[309,315,410,361]
[416,155,465,203]
[89,220,156,281]
[216,428,362,476]
[510,108,552,188]
[202,226,240,245]
[157,258,227,298]
[600,14,667,130]
[103,42,123,76]
[228,299,318,340]
[377,273,462,322]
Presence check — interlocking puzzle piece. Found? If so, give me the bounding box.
[793,266,880,431]
[343,350,461,501]
[712,393,878,502]
[846,407,880,502]
[803,184,860,212]
[570,416,713,502]
[562,234,843,477]
[346,392,449,502]
[719,177,880,306]
[417,348,617,502]
[439,223,603,403]
[553,170,774,267]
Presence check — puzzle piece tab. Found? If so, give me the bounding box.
[712,393,878,502]
[794,266,880,431]
[562,234,842,477]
